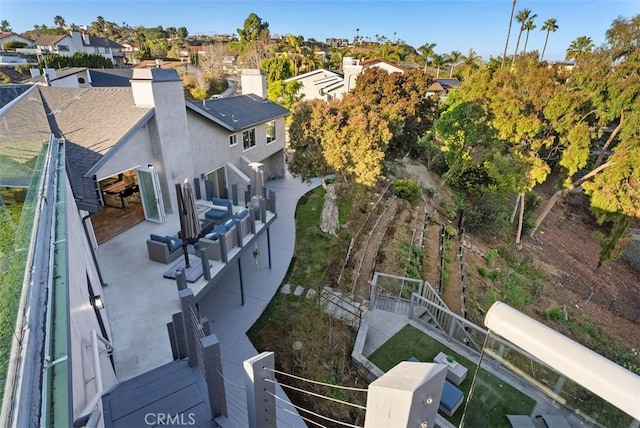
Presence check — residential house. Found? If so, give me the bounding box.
[326,37,349,47]
[0,32,34,48]
[426,77,462,100]
[287,56,407,101]
[119,40,139,63]
[0,67,289,426]
[34,30,125,66]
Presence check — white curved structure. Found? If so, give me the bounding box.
[485,301,640,420]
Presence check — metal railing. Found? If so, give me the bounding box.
[75,330,113,423]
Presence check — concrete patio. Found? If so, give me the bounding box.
[98,172,322,427]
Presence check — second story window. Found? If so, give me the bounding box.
[243,128,256,151]
[57,44,69,52]
[229,134,237,147]
[266,120,276,144]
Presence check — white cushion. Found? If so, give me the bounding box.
[211,204,228,211]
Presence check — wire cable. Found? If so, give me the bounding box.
[266,390,363,428]
[264,378,366,410]
[264,367,369,392]
[281,407,327,428]
[214,368,245,389]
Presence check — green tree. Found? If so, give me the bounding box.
[565,36,594,62]
[512,8,535,65]
[460,49,482,79]
[349,67,438,158]
[501,0,517,67]
[540,18,559,61]
[447,50,462,77]
[92,16,106,35]
[431,54,447,78]
[237,13,269,45]
[0,20,11,32]
[37,52,113,69]
[418,42,437,72]
[266,80,302,112]
[521,17,537,54]
[260,56,293,84]
[54,15,65,28]
[177,26,188,39]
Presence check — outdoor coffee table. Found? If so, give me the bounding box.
[434,351,468,386]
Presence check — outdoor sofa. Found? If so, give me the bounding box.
[146,233,183,264]
[204,197,232,224]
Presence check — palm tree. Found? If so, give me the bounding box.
[431,54,447,78]
[461,49,482,79]
[501,0,517,67]
[522,17,537,54]
[355,28,359,45]
[54,15,65,29]
[447,50,462,77]
[418,42,437,72]
[565,36,594,62]
[511,8,535,65]
[540,18,559,61]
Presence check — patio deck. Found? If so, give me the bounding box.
[98,172,322,427]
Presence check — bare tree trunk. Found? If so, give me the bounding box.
[319,181,340,235]
[530,161,613,236]
[594,111,623,168]
[515,192,525,244]
[502,0,517,67]
[510,194,521,223]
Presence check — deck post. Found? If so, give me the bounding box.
[364,362,446,428]
[219,234,228,263]
[179,288,198,367]
[244,352,276,428]
[201,334,228,418]
[238,259,245,306]
[266,228,272,269]
[268,189,276,214]
[232,183,238,205]
[259,198,267,223]
[249,208,256,233]
[199,249,211,281]
[234,219,243,248]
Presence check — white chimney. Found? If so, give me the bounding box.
[241,69,267,98]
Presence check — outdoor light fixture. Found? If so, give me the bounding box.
[147,164,154,168]
[90,295,104,310]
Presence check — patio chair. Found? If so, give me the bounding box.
[204,197,232,224]
[146,234,183,264]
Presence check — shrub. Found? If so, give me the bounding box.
[2,41,27,50]
[14,64,32,75]
[392,178,422,204]
[541,306,566,323]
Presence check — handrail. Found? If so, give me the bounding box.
[77,330,113,419]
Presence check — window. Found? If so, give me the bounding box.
[229,134,238,147]
[266,120,276,144]
[242,128,256,150]
[57,44,69,52]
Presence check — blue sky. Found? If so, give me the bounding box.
[2,0,639,61]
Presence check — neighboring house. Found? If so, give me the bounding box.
[34,30,125,65]
[326,37,349,47]
[119,40,139,63]
[426,78,462,99]
[0,32,34,48]
[288,57,407,101]
[24,67,92,87]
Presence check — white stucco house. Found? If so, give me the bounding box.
[34,30,125,65]
[286,56,408,101]
[0,32,34,48]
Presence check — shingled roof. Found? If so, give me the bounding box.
[34,34,69,46]
[187,94,289,132]
[38,86,153,211]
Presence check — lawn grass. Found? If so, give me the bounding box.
[368,324,536,427]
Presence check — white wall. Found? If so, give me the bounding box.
[66,179,118,422]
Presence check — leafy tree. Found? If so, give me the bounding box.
[565,36,594,62]
[237,13,269,45]
[0,20,11,32]
[266,80,302,112]
[261,56,293,84]
[166,27,177,38]
[136,41,151,60]
[177,26,188,39]
[501,0,517,67]
[92,16,106,35]
[431,54,447,78]
[460,49,482,79]
[540,18,559,61]
[349,67,438,158]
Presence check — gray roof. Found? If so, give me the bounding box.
[89,68,134,87]
[38,86,153,211]
[187,95,289,132]
[85,36,123,49]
